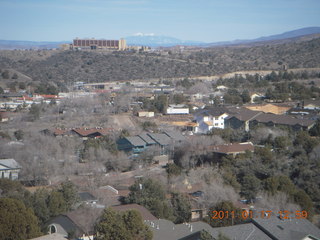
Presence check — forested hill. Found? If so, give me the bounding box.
[0,36,320,85]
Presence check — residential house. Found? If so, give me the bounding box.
[138,111,155,117]
[226,108,316,132]
[147,214,320,240]
[92,185,130,206]
[181,122,199,133]
[78,192,98,204]
[250,92,265,103]
[251,113,315,131]
[111,204,158,221]
[138,133,157,147]
[117,131,185,155]
[166,104,190,115]
[251,212,320,240]
[117,136,147,154]
[225,107,262,132]
[302,99,320,110]
[0,159,21,180]
[147,133,173,154]
[209,142,254,157]
[163,130,186,144]
[287,107,319,119]
[194,107,229,133]
[71,127,112,139]
[147,219,270,240]
[42,127,113,139]
[53,128,71,137]
[47,207,103,240]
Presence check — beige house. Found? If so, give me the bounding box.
[138,111,155,118]
[245,103,291,115]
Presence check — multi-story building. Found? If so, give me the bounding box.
[72,38,126,50]
[194,107,229,133]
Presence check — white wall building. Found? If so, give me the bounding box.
[0,159,21,180]
[194,108,229,133]
[166,104,189,115]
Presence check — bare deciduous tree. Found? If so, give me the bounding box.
[255,191,301,213]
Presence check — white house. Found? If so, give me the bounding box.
[166,104,189,115]
[194,107,229,133]
[0,159,21,180]
[250,93,265,103]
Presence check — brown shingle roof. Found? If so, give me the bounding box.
[66,207,104,234]
[72,127,113,137]
[54,128,70,136]
[253,113,315,127]
[111,204,158,220]
[226,107,262,121]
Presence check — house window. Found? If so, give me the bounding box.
[215,123,219,126]
[215,117,219,120]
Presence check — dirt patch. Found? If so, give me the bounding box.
[109,113,137,130]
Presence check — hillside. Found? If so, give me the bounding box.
[0,36,320,87]
[0,40,68,50]
[205,27,320,47]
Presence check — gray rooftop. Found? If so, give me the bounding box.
[29,233,67,240]
[126,136,146,147]
[252,214,320,240]
[78,192,97,202]
[147,133,172,146]
[254,112,315,127]
[226,107,263,121]
[147,219,271,240]
[0,159,21,170]
[163,130,186,142]
[138,133,157,145]
[147,214,320,240]
[195,106,229,117]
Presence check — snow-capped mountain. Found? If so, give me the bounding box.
[125,34,204,47]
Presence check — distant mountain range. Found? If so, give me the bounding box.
[0,27,320,49]
[205,27,320,47]
[125,34,204,47]
[0,40,69,50]
[125,27,320,47]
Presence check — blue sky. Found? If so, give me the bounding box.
[0,0,320,42]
